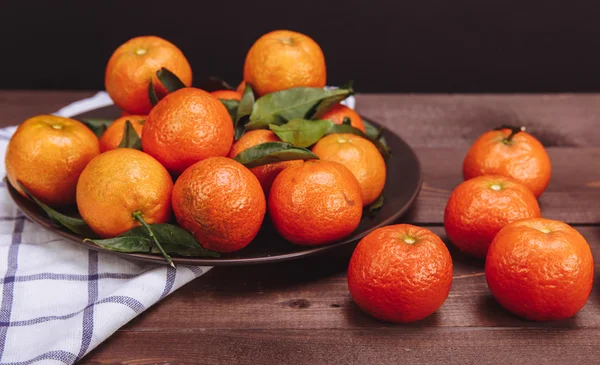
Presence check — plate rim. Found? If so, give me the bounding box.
[8,112,422,266]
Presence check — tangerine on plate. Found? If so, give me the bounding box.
[172,157,266,253]
[228,130,302,196]
[105,35,192,114]
[142,88,234,175]
[99,115,145,152]
[268,160,362,245]
[312,133,386,206]
[76,148,173,238]
[444,175,541,259]
[243,30,326,96]
[348,224,453,323]
[210,90,242,101]
[486,218,594,321]
[463,126,551,197]
[320,104,366,132]
[5,115,100,207]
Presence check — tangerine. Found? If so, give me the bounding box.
[5,115,100,207]
[172,157,266,253]
[269,160,362,245]
[486,218,594,321]
[348,224,453,323]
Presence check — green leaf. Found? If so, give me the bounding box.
[148,79,159,106]
[233,142,318,168]
[246,87,353,130]
[234,84,256,140]
[220,99,240,123]
[156,67,186,93]
[15,181,97,237]
[269,119,333,148]
[362,118,391,155]
[365,193,384,217]
[311,86,355,120]
[79,118,113,138]
[328,123,391,160]
[85,223,219,257]
[117,121,142,150]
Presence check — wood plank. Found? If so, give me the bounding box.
[81,327,600,364]
[0,90,95,126]
[87,227,600,332]
[407,147,600,224]
[356,93,600,147]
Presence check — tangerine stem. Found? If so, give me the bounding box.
[132,211,175,268]
[494,124,526,143]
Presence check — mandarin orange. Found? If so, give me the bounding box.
[6,115,100,207]
[463,127,551,197]
[142,88,234,174]
[105,36,192,114]
[348,224,453,323]
[486,218,594,321]
[76,148,173,238]
[269,160,362,245]
[172,157,266,253]
[444,175,541,258]
[243,30,326,96]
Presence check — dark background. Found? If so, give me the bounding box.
[2,0,599,93]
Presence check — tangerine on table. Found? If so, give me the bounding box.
[99,115,145,152]
[312,133,386,206]
[172,157,266,253]
[210,90,242,101]
[236,81,247,94]
[463,126,551,197]
[269,160,362,246]
[244,30,326,96]
[486,218,594,321]
[76,148,173,238]
[105,35,192,115]
[444,175,541,258]
[228,130,302,196]
[348,224,453,323]
[142,87,234,175]
[320,104,366,132]
[5,115,100,207]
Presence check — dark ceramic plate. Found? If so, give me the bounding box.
[9,105,422,266]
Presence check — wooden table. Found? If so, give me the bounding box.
[2,91,600,364]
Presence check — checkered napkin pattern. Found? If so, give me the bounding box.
[0,92,212,364]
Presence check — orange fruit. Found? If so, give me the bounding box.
[228,130,302,196]
[463,127,551,197]
[105,36,192,114]
[236,81,247,94]
[444,175,541,259]
[348,224,453,323]
[210,90,242,101]
[172,157,266,253]
[142,88,234,174]
[321,104,366,132]
[312,133,385,206]
[243,30,326,96]
[99,115,145,152]
[5,115,100,207]
[486,218,594,321]
[76,149,173,238]
[269,160,362,245]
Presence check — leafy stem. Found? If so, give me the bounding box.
[132,211,175,268]
[495,124,526,144]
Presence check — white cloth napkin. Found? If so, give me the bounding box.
[0,90,356,364]
[0,92,211,364]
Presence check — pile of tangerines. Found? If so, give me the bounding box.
[5,30,593,324]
